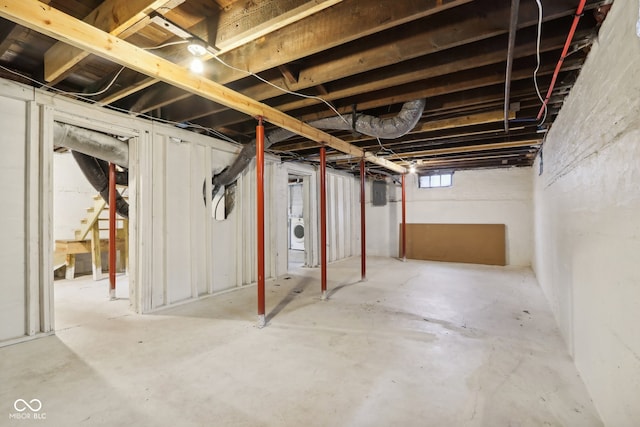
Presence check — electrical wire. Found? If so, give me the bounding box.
[209,54,350,126]
[74,66,126,97]
[533,0,548,125]
[375,137,408,164]
[0,64,241,145]
[142,40,188,50]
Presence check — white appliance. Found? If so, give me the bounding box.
[290,217,305,250]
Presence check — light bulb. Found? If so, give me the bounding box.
[190,57,204,74]
[409,164,416,174]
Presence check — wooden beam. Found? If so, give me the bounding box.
[155,6,579,126]
[274,110,515,152]
[0,0,404,174]
[43,0,181,82]
[389,140,541,159]
[215,0,344,53]
[278,64,299,85]
[98,0,471,105]
[412,110,516,133]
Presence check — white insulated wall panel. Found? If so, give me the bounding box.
[165,140,193,304]
[325,171,359,263]
[0,96,27,340]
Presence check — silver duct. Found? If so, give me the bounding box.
[210,99,425,198]
[53,122,129,168]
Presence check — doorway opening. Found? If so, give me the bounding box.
[287,174,307,271]
[51,123,133,331]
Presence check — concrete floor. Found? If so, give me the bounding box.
[1,257,602,426]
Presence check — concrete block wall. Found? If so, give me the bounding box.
[532,1,640,424]
[398,168,533,266]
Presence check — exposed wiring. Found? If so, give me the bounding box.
[209,54,350,126]
[375,137,409,164]
[533,0,548,125]
[142,40,188,50]
[72,66,126,97]
[0,64,241,145]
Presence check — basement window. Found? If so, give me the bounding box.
[418,172,453,189]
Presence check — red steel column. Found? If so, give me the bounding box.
[360,159,366,281]
[401,174,407,262]
[108,163,116,299]
[256,117,266,327]
[320,146,327,299]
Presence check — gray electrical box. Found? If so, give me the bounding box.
[372,180,387,206]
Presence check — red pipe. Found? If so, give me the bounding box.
[108,163,116,299]
[256,117,266,326]
[320,146,327,298]
[536,0,587,120]
[360,159,366,281]
[401,174,407,261]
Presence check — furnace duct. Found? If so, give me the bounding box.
[53,122,129,218]
[208,99,426,200]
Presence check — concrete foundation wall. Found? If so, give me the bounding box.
[532,1,640,425]
[400,168,533,266]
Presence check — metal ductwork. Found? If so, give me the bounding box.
[208,99,426,199]
[54,122,129,218]
[53,122,129,168]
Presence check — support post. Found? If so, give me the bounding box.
[360,159,366,281]
[256,117,266,327]
[401,174,407,262]
[320,146,327,299]
[108,163,116,299]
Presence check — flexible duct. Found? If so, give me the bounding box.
[71,151,129,218]
[208,99,425,199]
[53,122,129,168]
[53,121,130,218]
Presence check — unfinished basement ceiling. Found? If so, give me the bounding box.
[0,0,611,174]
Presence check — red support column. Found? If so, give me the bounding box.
[360,159,366,281]
[108,163,116,299]
[320,146,327,299]
[401,173,407,262]
[256,117,266,327]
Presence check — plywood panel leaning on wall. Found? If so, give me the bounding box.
[399,223,506,266]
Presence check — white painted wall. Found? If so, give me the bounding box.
[52,152,97,241]
[381,168,533,265]
[366,179,401,258]
[532,1,640,425]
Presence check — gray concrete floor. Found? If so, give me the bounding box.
[1,257,602,426]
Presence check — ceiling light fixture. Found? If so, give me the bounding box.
[187,38,207,57]
[409,163,416,174]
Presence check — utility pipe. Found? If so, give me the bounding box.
[360,160,366,281]
[320,146,327,299]
[536,0,587,121]
[256,117,266,328]
[504,0,520,132]
[108,163,116,300]
[401,174,407,262]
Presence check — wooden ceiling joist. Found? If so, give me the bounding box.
[44,0,184,83]
[387,140,542,160]
[214,0,344,53]
[100,0,473,108]
[0,0,406,174]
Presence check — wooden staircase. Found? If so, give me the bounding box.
[54,194,128,280]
